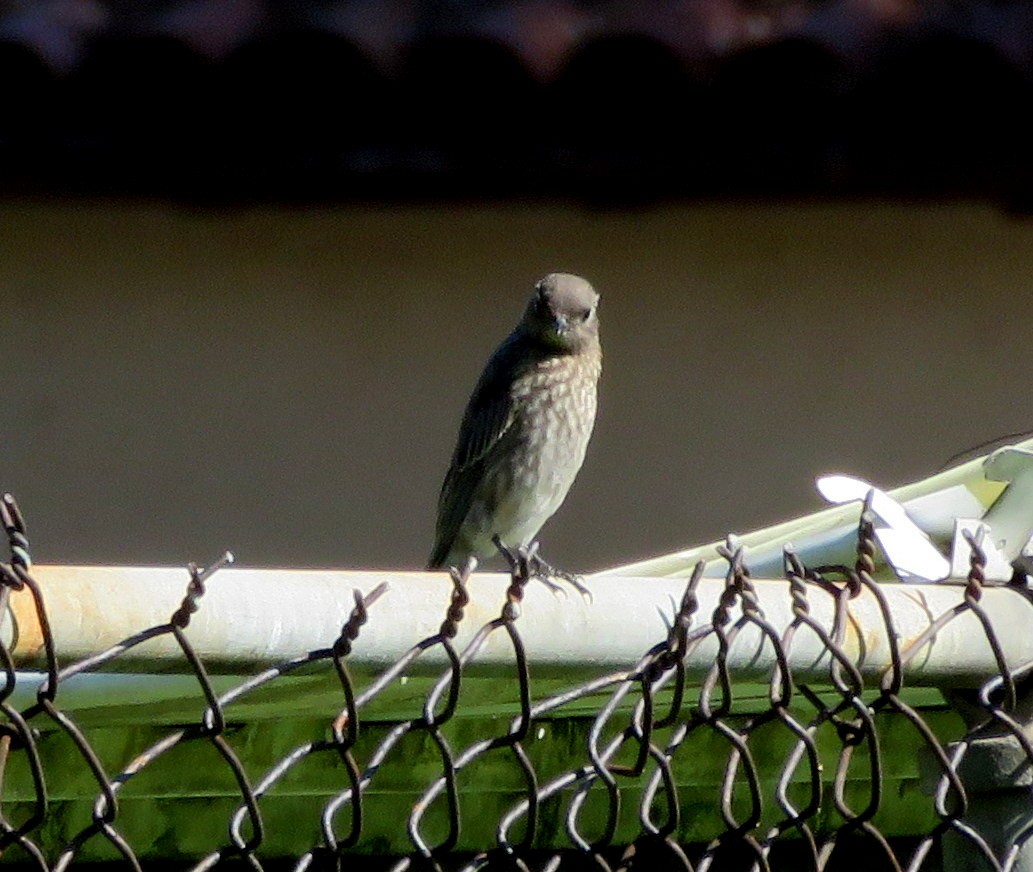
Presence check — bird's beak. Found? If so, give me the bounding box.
[553,314,570,335]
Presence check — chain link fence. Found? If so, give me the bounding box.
[2,493,1033,871]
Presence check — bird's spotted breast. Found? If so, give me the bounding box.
[498,350,600,520]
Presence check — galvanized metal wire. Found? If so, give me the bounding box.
[2,494,1033,871]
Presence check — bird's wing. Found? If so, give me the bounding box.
[429,334,527,568]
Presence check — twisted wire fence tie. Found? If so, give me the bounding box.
[962,527,986,603]
[333,582,389,660]
[171,552,235,630]
[783,549,862,702]
[652,561,705,677]
[849,519,904,697]
[712,542,745,630]
[783,547,810,617]
[330,581,390,743]
[791,557,870,749]
[734,561,762,619]
[855,495,878,580]
[696,541,750,723]
[805,510,872,600]
[958,530,1019,717]
[441,560,474,639]
[1,494,31,571]
[327,591,387,856]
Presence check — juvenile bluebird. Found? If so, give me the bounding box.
[428,273,602,573]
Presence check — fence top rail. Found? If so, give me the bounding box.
[4,564,1031,687]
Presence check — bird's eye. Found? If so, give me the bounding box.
[580,308,592,322]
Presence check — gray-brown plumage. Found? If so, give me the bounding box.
[429,273,602,570]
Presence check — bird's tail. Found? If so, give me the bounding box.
[426,541,449,571]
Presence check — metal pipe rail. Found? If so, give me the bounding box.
[5,565,1033,686]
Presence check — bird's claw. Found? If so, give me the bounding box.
[491,536,592,601]
[534,558,593,602]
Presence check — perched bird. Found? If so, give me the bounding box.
[429,273,602,572]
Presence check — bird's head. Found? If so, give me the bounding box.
[521,273,600,353]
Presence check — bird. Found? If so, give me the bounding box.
[428,272,602,577]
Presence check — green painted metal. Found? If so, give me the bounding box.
[0,672,960,862]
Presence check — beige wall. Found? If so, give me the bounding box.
[1,200,1030,572]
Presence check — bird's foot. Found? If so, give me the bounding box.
[492,535,545,587]
[492,536,592,601]
[532,556,593,601]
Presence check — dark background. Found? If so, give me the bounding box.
[1,0,1031,571]
[3,0,1033,203]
